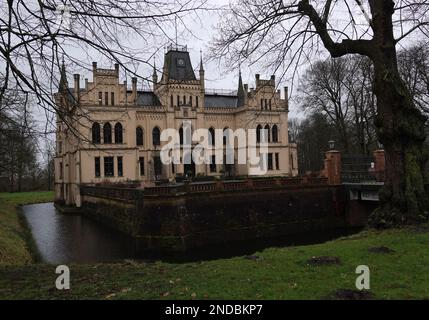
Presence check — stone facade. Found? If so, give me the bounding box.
[55,45,298,206]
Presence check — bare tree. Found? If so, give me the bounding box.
[0,0,208,138]
[213,0,429,227]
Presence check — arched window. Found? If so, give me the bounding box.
[208,127,215,146]
[103,123,112,144]
[256,125,262,143]
[264,124,271,142]
[114,122,123,144]
[92,122,100,144]
[272,124,278,143]
[152,127,161,146]
[223,127,229,145]
[136,127,144,146]
[170,95,174,108]
[179,127,184,145]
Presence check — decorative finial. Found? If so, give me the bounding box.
[199,49,204,72]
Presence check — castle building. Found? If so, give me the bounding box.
[55,45,298,206]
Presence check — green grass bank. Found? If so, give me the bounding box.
[0,191,428,299]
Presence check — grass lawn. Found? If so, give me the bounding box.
[0,191,428,299]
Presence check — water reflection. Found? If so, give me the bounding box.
[22,203,135,264]
[22,203,362,264]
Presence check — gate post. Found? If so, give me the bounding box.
[324,147,341,185]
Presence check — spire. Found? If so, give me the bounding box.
[199,49,204,72]
[237,68,245,107]
[152,57,157,77]
[59,56,68,92]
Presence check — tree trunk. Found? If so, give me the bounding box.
[368,0,429,227]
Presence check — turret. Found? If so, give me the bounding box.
[237,70,245,107]
[199,50,205,92]
[152,59,158,90]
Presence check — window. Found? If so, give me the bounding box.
[170,95,173,107]
[104,157,114,177]
[256,125,262,143]
[152,127,161,146]
[98,92,102,105]
[117,156,123,177]
[208,127,215,146]
[272,125,279,143]
[210,155,217,173]
[139,157,145,176]
[196,96,199,108]
[265,99,268,110]
[268,153,273,171]
[154,156,162,178]
[59,161,63,179]
[269,99,272,110]
[92,122,101,144]
[179,127,184,145]
[95,157,100,177]
[111,92,115,106]
[104,92,109,105]
[223,127,229,145]
[58,141,63,154]
[177,95,180,106]
[190,96,193,107]
[260,99,263,110]
[275,153,280,170]
[183,95,186,105]
[103,123,112,144]
[264,124,271,142]
[114,122,123,144]
[136,127,143,146]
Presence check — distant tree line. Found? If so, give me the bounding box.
[291,43,429,175]
[0,85,54,192]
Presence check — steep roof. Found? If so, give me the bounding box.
[135,91,161,106]
[164,49,196,81]
[204,95,238,108]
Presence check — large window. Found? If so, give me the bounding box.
[92,123,101,144]
[104,92,109,105]
[95,157,100,177]
[103,123,112,144]
[139,157,145,176]
[136,127,144,146]
[272,125,278,143]
[208,127,215,146]
[152,127,161,146]
[264,124,271,142]
[111,92,115,106]
[256,125,262,143]
[98,92,102,105]
[275,153,280,170]
[268,153,273,171]
[114,122,123,144]
[104,157,114,177]
[59,161,63,179]
[210,155,217,173]
[117,156,123,177]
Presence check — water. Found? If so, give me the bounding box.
[21,203,136,264]
[21,203,362,264]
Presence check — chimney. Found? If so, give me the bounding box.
[85,78,88,90]
[243,84,248,104]
[270,75,275,86]
[92,62,97,83]
[114,63,119,77]
[284,86,289,110]
[132,77,137,102]
[73,74,80,101]
[255,74,260,87]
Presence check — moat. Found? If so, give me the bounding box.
[22,202,362,264]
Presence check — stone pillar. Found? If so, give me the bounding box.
[373,149,385,182]
[324,150,341,185]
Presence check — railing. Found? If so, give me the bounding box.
[80,176,329,200]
